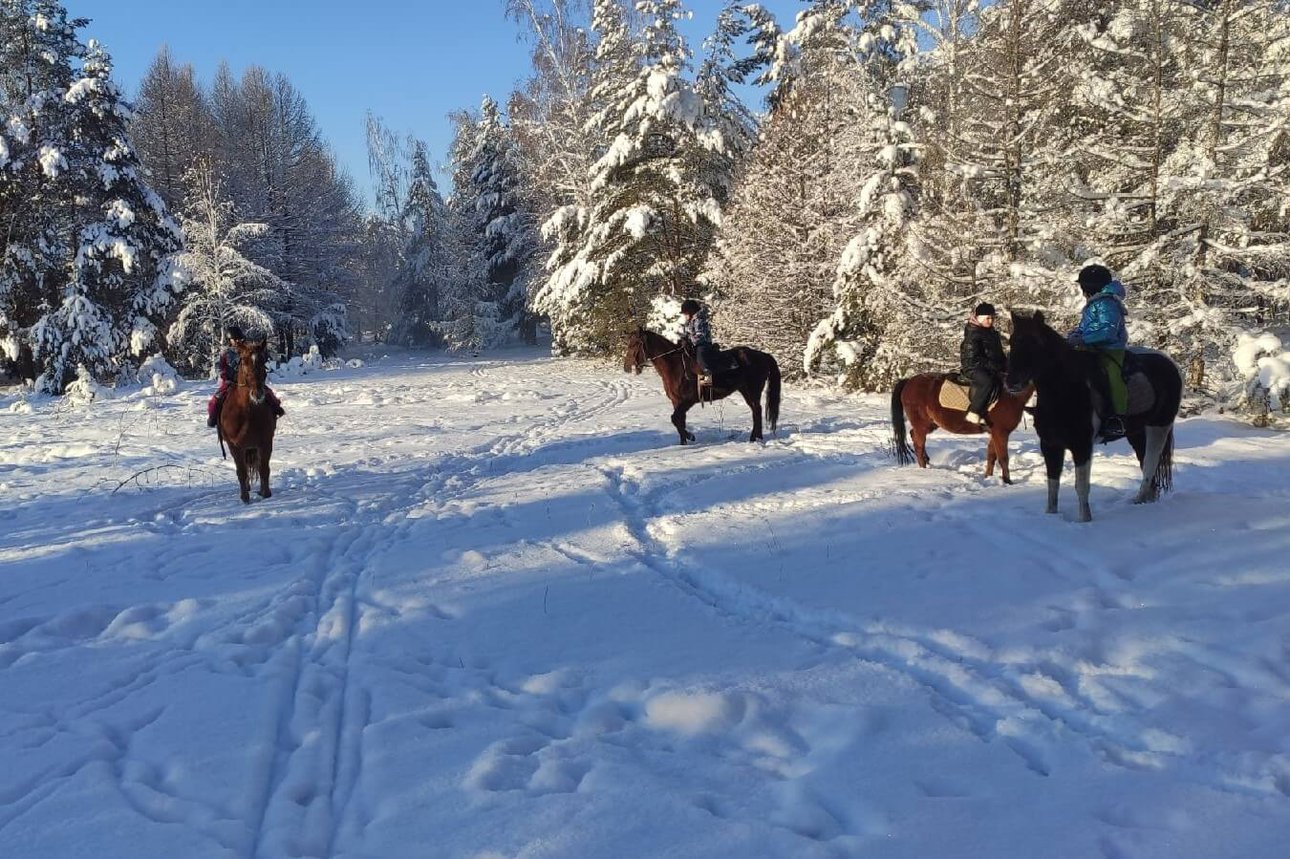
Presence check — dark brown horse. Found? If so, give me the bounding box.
[891,374,1034,484]
[624,327,780,444]
[1005,310,1180,522]
[218,339,277,503]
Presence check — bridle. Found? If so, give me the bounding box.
[236,349,267,405]
[629,336,682,373]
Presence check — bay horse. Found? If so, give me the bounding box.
[624,327,780,444]
[1005,310,1181,522]
[891,374,1034,484]
[218,339,278,503]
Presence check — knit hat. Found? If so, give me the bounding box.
[974,302,996,317]
[680,299,701,316]
[1076,264,1113,296]
[226,324,246,341]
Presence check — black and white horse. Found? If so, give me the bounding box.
[1005,310,1182,522]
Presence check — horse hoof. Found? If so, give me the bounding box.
[259,489,272,498]
[240,494,251,504]
[1045,506,1058,515]
[1002,477,1013,486]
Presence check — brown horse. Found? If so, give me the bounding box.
[890,374,1034,484]
[218,339,277,503]
[624,327,780,444]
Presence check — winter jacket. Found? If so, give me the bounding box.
[217,348,240,385]
[1069,281,1128,350]
[960,320,1006,376]
[682,311,712,348]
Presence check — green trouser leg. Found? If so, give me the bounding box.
[1100,349,1128,415]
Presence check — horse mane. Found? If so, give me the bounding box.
[1014,310,1088,380]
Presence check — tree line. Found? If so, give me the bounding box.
[3,0,1287,419]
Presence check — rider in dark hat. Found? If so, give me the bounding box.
[207,325,285,427]
[1068,263,1128,440]
[679,299,720,384]
[960,301,1006,425]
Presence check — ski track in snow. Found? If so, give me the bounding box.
[1,348,1288,858]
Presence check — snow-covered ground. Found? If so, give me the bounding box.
[2,347,1288,859]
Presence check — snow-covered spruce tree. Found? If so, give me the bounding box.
[391,141,454,348]
[538,0,725,355]
[532,0,633,354]
[166,159,286,375]
[0,0,84,380]
[805,0,927,390]
[0,14,181,394]
[446,96,538,350]
[706,2,879,379]
[505,0,597,344]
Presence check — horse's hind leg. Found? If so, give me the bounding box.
[740,385,764,442]
[989,428,1013,485]
[910,418,933,468]
[258,443,272,499]
[1134,425,1170,504]
[671,405,694,445]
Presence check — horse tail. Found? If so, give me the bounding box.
[891,378,915,465]
[764,354,781,433]
[1154,427,1175,494]
[246,447,260,474]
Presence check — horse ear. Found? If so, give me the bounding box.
[1033,310,1045,325]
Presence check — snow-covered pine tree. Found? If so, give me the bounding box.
[538,0,725,354]
[805,0,927,389]
[707,1,878,378]
[167,158,286,374]
[391,141,454,348]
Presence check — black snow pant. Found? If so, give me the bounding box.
[966,368,997,416]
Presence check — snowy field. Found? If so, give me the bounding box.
[1,347,1288,859]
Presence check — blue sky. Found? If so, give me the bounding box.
[67,0,801,206]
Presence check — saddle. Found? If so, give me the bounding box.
[938,375,999,412]
[692,345,742,387]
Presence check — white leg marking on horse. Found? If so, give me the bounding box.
[1075,461,1092,522]
[1135,425,1169,503]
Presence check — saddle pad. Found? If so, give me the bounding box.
[938,380,971,411]
[938,379,998,412]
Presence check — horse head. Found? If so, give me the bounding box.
[235,339,270,405]
[1005,310,1056,394]
[624,327,648,375]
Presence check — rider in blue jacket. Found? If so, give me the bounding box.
[679,299,720,384]
[1068,264,1128,439]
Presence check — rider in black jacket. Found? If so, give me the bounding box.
[960,302,1006,425]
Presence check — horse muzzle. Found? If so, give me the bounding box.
[250,390,266,406]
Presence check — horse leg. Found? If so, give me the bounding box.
[1041,440,1064,514]
[740,385,763,442]
[1134,424,1170,504]
[985,436,997,478]
[671,404,693,445]
[990,427,1012,485]
[1072,443,1094,522]
[258,442,273,498]
[910,418,933,468]
[231,447,251,504]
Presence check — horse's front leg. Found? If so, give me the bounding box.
[1041,440,1064,514]
[1072,442,1094,522]
[671,404,694,445]
[231,448,251,504]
